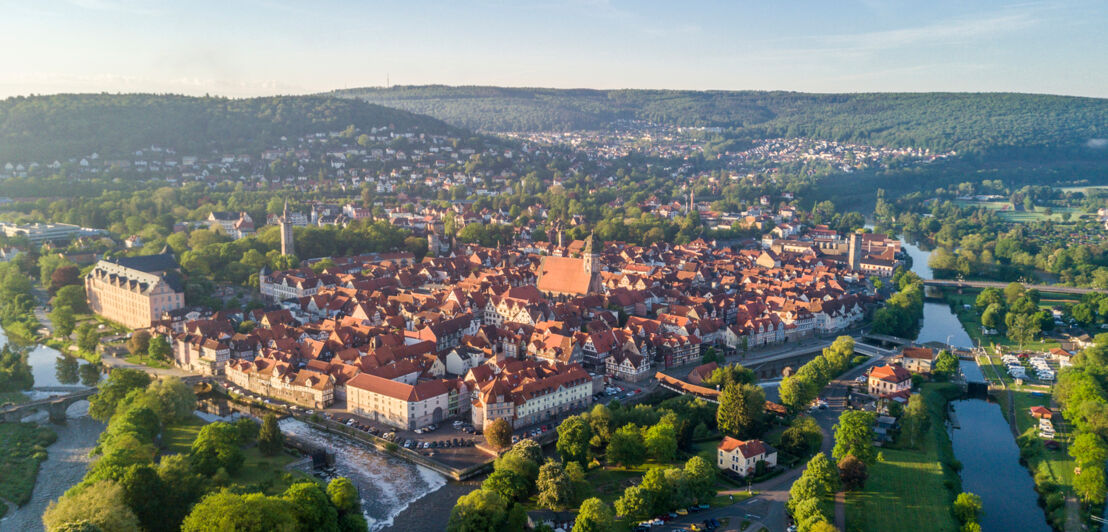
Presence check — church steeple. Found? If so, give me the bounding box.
[583,233,598,274]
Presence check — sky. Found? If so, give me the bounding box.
[1,0,1106,98]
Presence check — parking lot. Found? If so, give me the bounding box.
[326,410,493,469]
[630,499,768,532]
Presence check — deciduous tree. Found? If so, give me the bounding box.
[536,459,574,510]
[556,415,592,465]
[837,454,868,491]
[485,418,512,450]
[572,497,614,532]
[607,424,645,466]
[832,410,877,464]
[258,413,284,456]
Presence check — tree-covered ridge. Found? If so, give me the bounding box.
[334,85,1108,153]
[0,93,462,162]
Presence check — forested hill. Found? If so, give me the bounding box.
[0,93,464,162]
[333,86,1108,154]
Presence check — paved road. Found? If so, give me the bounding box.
[100,353,195,378]
[706,352,890,532]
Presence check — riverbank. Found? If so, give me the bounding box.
[935,287,1073,352]
[0,422,57,517]
[0,408,103,531]
[845,383,962,532]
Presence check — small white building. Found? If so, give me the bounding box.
[717,436,777,477]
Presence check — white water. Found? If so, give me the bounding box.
[278,418,448,531]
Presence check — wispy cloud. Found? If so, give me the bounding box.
[821,8,1040,53]
[66,0,161,16]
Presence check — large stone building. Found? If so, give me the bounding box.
[535,234,602,297]
[346,373,449,430]
[85,254,185,329]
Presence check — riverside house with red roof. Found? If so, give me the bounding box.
[900,346,935,374]
[868,364,912,398]
[717,437,777,477]
[346,372,450,430]
[225,357,335,409]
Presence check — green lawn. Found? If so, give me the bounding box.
[1011,390,1053,434]
[941,289,1074,353]
[123,353,172,369]
[846,448,958,532]
[0,391,30,405]
[0,422,57,513]
[846,384,961,532]
[950,201,1082,223]
[162,414,206,455]
[161,414,308,495]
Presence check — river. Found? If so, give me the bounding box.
[2,321,455,532]
[278,418,449,531]
[902,238,1051,532]
[0,327,105,532]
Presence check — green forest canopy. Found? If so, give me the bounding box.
[0,93,463,162]
[333,85,1108,154]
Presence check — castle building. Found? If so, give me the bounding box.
[85,254,185,329]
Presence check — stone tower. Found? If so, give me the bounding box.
[583,233,599,275]
[280,199,295,257]
[847,232,862,272]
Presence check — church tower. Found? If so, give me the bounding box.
[280,199,296,257]
[847,232,862,272]
[583,233,599,275]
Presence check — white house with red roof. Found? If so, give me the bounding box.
[868,364,912,398]
[717,436,777,477]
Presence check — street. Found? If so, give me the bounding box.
[689,350,892,532]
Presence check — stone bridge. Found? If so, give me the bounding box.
[744,339,896,380]
[861,333,913,347]
[1,388,97,423]
[853,342,898,357]
[922,279,1106,295]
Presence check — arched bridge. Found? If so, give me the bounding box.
[1,388,97,423]
[923,279,1106,295]
[854,342,899,357]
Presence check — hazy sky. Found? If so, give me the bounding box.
[1,0,1106,98]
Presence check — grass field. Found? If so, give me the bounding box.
[845,384,961,532]
[939,289,1068,352]
[0,422,57,513]
[1011,389,1053,434]
[952,200,1083,222]
[161,414,307,495]
[0,391,30,405]
[122,353,172,369]
[845,448,958,532]
[162,413,206,454]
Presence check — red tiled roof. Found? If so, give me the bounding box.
[718,436,769,459]
[536,256,594,295]
[870,364,911,383]
[347,373,447,402]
